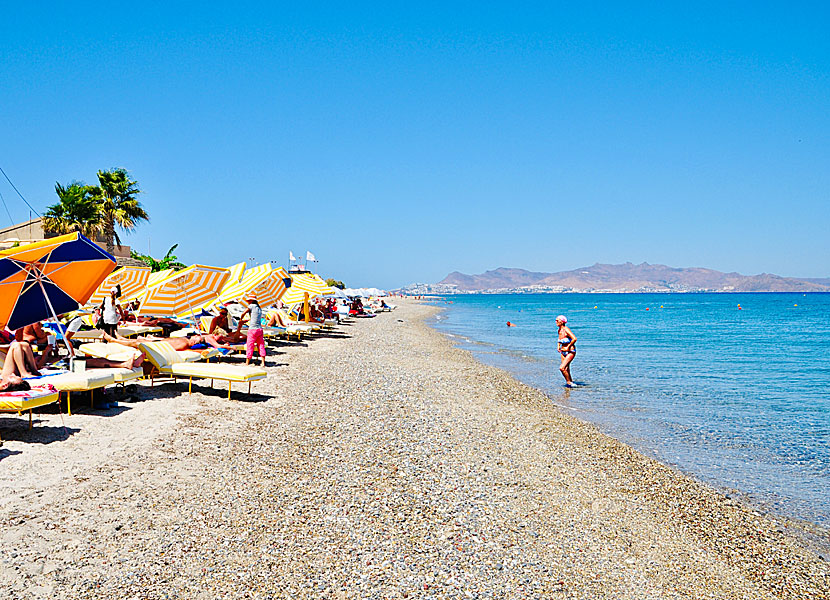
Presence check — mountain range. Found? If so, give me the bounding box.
[434,263,830,293]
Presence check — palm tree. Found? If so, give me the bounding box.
[130,244,186,272]
[43,182,102,237]
[94,168,149,254]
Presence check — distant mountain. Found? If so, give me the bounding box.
[435,263,830,293]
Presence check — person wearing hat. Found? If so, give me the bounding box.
[98,286,123,336]
[239,295,266,367]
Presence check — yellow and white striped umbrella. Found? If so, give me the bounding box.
[225,261,246,286]
[188,261,247,313]
[212,263,272,308]
[248,265,289,307]
[87,266,151,306]
[280,273,334,305]
[147,269,174,288]
[137,264,230,317]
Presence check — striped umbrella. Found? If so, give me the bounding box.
[212,263,272,308]
[252,265,289,307]
[146,269,174,288]
[87,265,151,306]
[212,265,290,309]
[137,264,230,318]
[186,261,247,314]
[0,233,116,335]
[280,273,334,305]
[225,261,246,286]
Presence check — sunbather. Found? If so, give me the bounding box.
[2,340,42,379]
[103,331,235,352]
[15,322,55,367]
[208,307,246,343]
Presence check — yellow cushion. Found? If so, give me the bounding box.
[30,371,115,391]
[78,342,142,363]
[163,363,267,382]
[0,388,59,412]
[141,341,182,369]
[103,367,143,383]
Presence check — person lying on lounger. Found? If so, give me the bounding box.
[121,303,182,328]
[15,322,55,367]
[102,331,235,351]
[208,307,247,343]
[2,340,42,379]
[0,341,144,391]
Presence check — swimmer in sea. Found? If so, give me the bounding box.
[556,315,577,387]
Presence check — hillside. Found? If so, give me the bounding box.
[436,263,830,292]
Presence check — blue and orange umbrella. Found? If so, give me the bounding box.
[0,232,117,331]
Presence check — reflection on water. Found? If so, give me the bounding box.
[431,293,830,527]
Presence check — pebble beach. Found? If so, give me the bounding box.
[1,300,828,599]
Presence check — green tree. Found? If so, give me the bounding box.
[43,182,102,237]
[325,278,345,289]
[130,244,186,272]
[93,168,149,254]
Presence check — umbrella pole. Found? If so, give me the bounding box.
[35,275,74,358]
[180,281,198,325]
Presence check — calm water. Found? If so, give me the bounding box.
[431,293,830,527]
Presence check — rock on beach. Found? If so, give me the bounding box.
[0,300,828,599]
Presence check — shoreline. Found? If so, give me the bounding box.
[427,301,830,549]
[1,299,828,598]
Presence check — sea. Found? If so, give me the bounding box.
[430,293,830,528]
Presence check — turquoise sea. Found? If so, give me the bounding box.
[430,293,830,527]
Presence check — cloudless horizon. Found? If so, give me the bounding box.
[2,3,828,288]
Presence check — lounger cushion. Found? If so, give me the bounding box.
[101,367,143,383]
[0,386,60,412]
[141,341,183,369]
[162,363,267,382]
[27,370,115,391]
[79,342,142,362]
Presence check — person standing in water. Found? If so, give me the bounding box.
[556,315,577,387]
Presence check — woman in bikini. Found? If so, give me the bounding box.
[556,315,577,387]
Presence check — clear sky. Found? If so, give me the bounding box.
[2,2,828,288]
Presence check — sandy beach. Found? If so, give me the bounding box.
[1,300,828,599]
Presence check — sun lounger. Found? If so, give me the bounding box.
[140,341,267,399]
[70,326,162,342]
[26,370,115,415]
[79,341,218,364]
[0,386,60,439]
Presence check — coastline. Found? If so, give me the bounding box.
[1,299,827,598]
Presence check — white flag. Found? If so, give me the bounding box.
[306,251,317,262]
[289,251,296,261]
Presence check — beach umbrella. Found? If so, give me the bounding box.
[87,265,151,307]
[211,263,272,308]
[225,261,246,286]
[281,273,334,323]
[280,273,334,305]
[137,264,230,318]
[246,265,289,307]
[0,233,116,343]
[146,268,174,288]
[187,261,248,314]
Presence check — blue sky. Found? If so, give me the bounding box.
[1,2,828,288]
